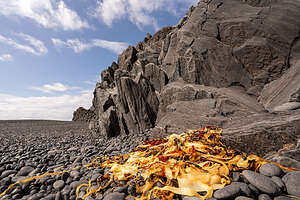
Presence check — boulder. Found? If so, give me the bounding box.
[116,73,159,134]
[282,172,300,196]
[118,46,137,71]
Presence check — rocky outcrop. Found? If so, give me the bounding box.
[72,107,95,122]
[74,0,300,161]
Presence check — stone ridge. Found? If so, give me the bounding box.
[74,0,300,158]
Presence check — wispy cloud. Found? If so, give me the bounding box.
[0,54,12,62]
[0,0,91,31]
[84,80,97,86]
[91,0,198,30]
[52,38,128,54]
[0,91,93,121]
[52,38,92,53]
[31,82,79,94]
[0,33,47,56]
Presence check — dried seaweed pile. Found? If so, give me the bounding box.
[79,127,270,200]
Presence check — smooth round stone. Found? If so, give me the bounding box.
[53,180,65,191]
[0,170,17,178]
[0,166,5,174]
[17,166,34,176]
[114,186,128,193]
[248,184,260,196]
[235,196,254,200]
[70,195,76,200]
[271,176,286,191]
[213,182,250,199]
[103,192,125,200]
[242,170,281,195]
[61,172,69,182]
[91,173,101,182]
[183,197,203,200]
[273,102,300,112]
[12,193,22,199]
[0,177,11,186]
[11,187,21,195]
[55,192,62,200]
[259,163,282,177]
[232,172,241,182]
[70,181,80,190]
[282,171,300,196]
[85,197,96,200]
[274,196,299,200]
[29,189,38,195]
[12,176,27,182]
[258,194,272,200]
[41,194,56,200]
[62,185,72,195]
[28,193,44,200]
[0,195,11,200]
[70,170,80,178]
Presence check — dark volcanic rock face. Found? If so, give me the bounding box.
[74,0,300,162]
[72,107,95,122]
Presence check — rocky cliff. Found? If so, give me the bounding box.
[74,0,300,161]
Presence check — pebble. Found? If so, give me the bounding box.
[282,172,300,196]
[62,185,72,195]
[0,170,17,178]
[28,193,44,200]
[213,182,250,199]
[17,166,34,176]
[41,194,56,200]
[103,192,125,200]
[271,176,286,191]
[248,184,260,196]
[0,167,5,174]
[182,197,203,200]
[242,170,281,195]
[235,196,254,200]
[70,181,80,189]
[55,192,62,200]
[91,173,101,182]
[53,180,65,191]
[259,163,282,177]
[114,186,128,193]
[232,172,241,182]
[86,197,96,200]
[274,196,299,200]
[12,176,27,182]
[258,194,272,200]
[70,170,80,178]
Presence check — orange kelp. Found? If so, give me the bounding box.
[79,127,296,200]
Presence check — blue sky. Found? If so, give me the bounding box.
[0,0,197,120]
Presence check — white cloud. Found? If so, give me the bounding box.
[92,39,129,54]
[92,0,198,30]
[52,38,128,54]
[0,54,12,62]
[0,33,48,56]
[0,0,91,31]
[0,91,93,121]
[84,80,97,86]
[52,38,92,53]
[31,82,79,94]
